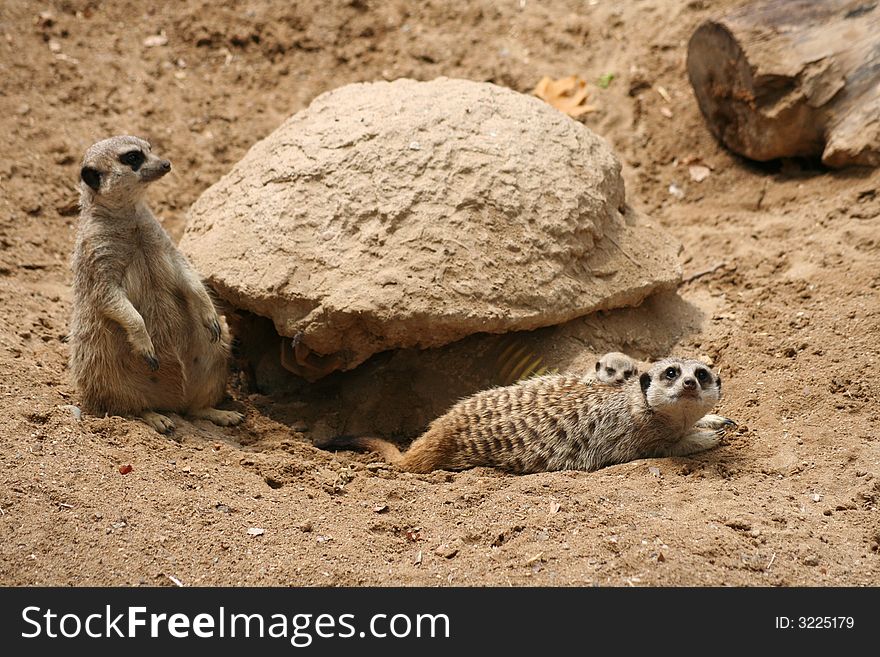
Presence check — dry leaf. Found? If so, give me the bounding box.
[533,76,597,117]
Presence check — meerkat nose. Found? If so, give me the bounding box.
[160,160,171,171]
[682,377,697,390]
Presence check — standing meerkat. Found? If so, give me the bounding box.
[69,135,242,433]
[323,358,734,474]
[594,351,639,385]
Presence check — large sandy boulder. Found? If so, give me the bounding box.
[181,78,680,379]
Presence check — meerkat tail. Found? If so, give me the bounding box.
[321,436,404,465]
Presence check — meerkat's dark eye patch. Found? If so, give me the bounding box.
[605,367,615,376]
[119,150,145,170]
[695,368,710,384]
[624,369,634,379]
[80,166,101,191]
[664,366,678,380]
[595,361,601,372]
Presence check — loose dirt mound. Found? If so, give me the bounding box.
[182,78,679,377]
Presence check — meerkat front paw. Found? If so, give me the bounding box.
[133,342,159,370]
[140,410,175,434]
[131,333,159,370]
[694,414,736,430]
[662,430,722,457]
[690,430,722,451]
[191,407,243,426]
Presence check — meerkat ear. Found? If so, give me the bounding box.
[80,166,102,191]
[639,372,651,393]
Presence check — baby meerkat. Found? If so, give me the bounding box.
[323,357,734,474]
[69,135,242,434]
[594,351,639,385]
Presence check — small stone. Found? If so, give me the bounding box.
[300,521,313,533]
[802,554,819,567]
[48,40,61,53]
[648,466,661,478]
[59,404,82,420]
[373,504,389,513]
[434,544,459,559]
[688,165,711,182]
[414,550,422,566]
[143,33,168,48]
[811,493,822,503]
[668,183,685,199]
[246,527,265,536]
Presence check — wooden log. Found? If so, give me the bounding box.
[687,0,880,168]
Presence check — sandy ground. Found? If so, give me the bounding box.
[1,0,878,586]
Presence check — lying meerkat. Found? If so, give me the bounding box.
[68,135,242,434]
[322,357,735,474]
[594,351,639,385]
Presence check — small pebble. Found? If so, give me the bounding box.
[143,33,168,48]
[247,527,265,536]
[434,544,459,559]
[59,404,82,420]
[688,165,711,182]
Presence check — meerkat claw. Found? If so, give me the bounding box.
[140,411,175,434]
[694,413,736,429]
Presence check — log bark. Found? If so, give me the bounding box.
[687,0,880,168]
